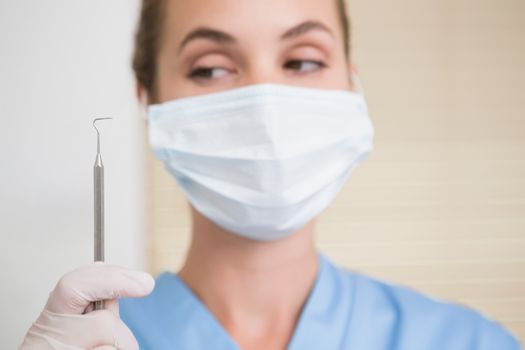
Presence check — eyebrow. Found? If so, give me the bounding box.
[178,28,235,53]
[281,20,334,41]
[178,20,333,53]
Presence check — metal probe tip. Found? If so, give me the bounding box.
[93,118,113,154]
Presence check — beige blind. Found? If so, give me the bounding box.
[146,0,525,344]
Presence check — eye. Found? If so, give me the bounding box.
[283,60,326,73]
[188,67,231,80]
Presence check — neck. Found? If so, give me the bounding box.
[178,206,319,349]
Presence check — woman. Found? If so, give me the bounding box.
[20,0,520,349]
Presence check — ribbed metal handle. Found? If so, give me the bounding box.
[93,154,105,310]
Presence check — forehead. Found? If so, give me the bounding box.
[162,0,342,45]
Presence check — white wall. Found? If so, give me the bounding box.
[0,1,144,348]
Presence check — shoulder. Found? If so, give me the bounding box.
[119,271,179,319]
[119,272,191,349]
[119,272,185,334]
[324,257,521,349]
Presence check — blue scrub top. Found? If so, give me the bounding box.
[120,255,521,350]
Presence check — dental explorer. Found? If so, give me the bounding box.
[93,117,112,311]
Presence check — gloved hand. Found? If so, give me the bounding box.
[19,263,155,350]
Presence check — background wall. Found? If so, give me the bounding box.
[147,0,525,345]
[0,1,145,348]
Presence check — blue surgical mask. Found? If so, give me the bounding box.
[147,83,374,241]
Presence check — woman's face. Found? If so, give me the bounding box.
[154,0,352,102]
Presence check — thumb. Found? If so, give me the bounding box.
[46,263,155,314]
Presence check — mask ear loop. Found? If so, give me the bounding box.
[349,65,366,95]
[137,87,150,122]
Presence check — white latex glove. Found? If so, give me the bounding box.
[19,263,155,350]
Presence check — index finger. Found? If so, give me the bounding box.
[46,263,155,314]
